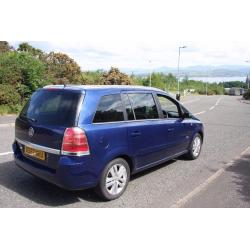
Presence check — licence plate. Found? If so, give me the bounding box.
[24,146,45,161]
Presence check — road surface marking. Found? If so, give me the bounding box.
[171,146,250,208]
[190,96,222,116]
[182,98,201,105]
[200,97,223,112]
[0,152,13,157]
[215,97,222,106]
[171,169,225,208]
[208,97,222,111]
[0,123,15,128]
[194,111,206,115]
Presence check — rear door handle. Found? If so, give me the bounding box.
[130,131,141,137]
[167,128,175,132]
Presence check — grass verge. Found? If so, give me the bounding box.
[0,105,22,115]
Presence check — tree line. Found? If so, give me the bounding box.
[0,41,242,114]
[0,41,138,113]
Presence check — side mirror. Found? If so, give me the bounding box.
[176,94,181,101]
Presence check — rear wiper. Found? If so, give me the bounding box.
[27,117,37,122]
[21,115,37,123]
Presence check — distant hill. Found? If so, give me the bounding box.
[122,65,250,77]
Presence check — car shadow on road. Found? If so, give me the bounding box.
[0,159,177,207]
[0,160,102,207]
[225,153,250,203]
[130,159,176,180]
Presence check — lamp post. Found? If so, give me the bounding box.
[246,60,250,89]
[149,60,152,87]
[177,46,187,94]
[205,71,208,95]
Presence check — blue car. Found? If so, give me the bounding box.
[13,85,204,200]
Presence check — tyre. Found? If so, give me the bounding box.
[95,158,130,200]
[186,133,203,160]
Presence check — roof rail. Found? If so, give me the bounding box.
[43,85,65,89]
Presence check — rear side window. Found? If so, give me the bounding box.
[20,90,82,126]
[128,93,159,120]
[93,94,124,123]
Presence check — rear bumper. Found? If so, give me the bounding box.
[13,142,98,190]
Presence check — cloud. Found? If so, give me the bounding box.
[9,40,250,70]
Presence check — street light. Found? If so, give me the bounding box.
[149,60,152,87]
[246,60,250,89]
[177,46,187,94]
[205,69,208,96]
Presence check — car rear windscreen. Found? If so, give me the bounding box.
[20,89,82,127]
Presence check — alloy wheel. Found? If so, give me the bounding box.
[192,136,201,157]
[105,164,128,195]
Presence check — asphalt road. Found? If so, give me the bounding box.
[0,95,250,207]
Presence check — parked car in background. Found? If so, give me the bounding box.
[13,85,204,200]
[229,87,245,96]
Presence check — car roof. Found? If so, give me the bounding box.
[43,84,166,93]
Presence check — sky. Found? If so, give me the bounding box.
[11,41,250,71]
[3,0,250,71]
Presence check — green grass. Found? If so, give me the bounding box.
[0,104,22,115]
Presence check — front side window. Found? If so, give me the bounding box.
[180,104,193,119]
[128,93,159,120]
[121,93,135,120]
[157,95,180,118]
[93,94,124,123]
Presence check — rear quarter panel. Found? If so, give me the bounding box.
[77,89,131,180]
[78,123,129,180]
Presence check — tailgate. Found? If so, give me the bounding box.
[15,117,65,169]
[15,88,83,169]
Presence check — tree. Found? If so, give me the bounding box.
[101,67,133,85]
[17,42,44,58]
[45,52,81,84]
[80,70,103,85]
[182,74,189,85]
[0,41,13,54]
[165,73,177,90]
[243,89,250,100]
[0,51,49,99]
[141,72,177,90]
[220,81,247,89]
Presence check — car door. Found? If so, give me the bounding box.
[122,92,175,170]
[156,94,190,154]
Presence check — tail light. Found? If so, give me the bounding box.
[61,127,90,156]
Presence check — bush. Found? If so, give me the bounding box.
[0,84,21,105]
[0,105,11,115]
[0,104,23,115]
[243,89,250,100]
[0,51,49,98]
[101,67,133,85]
